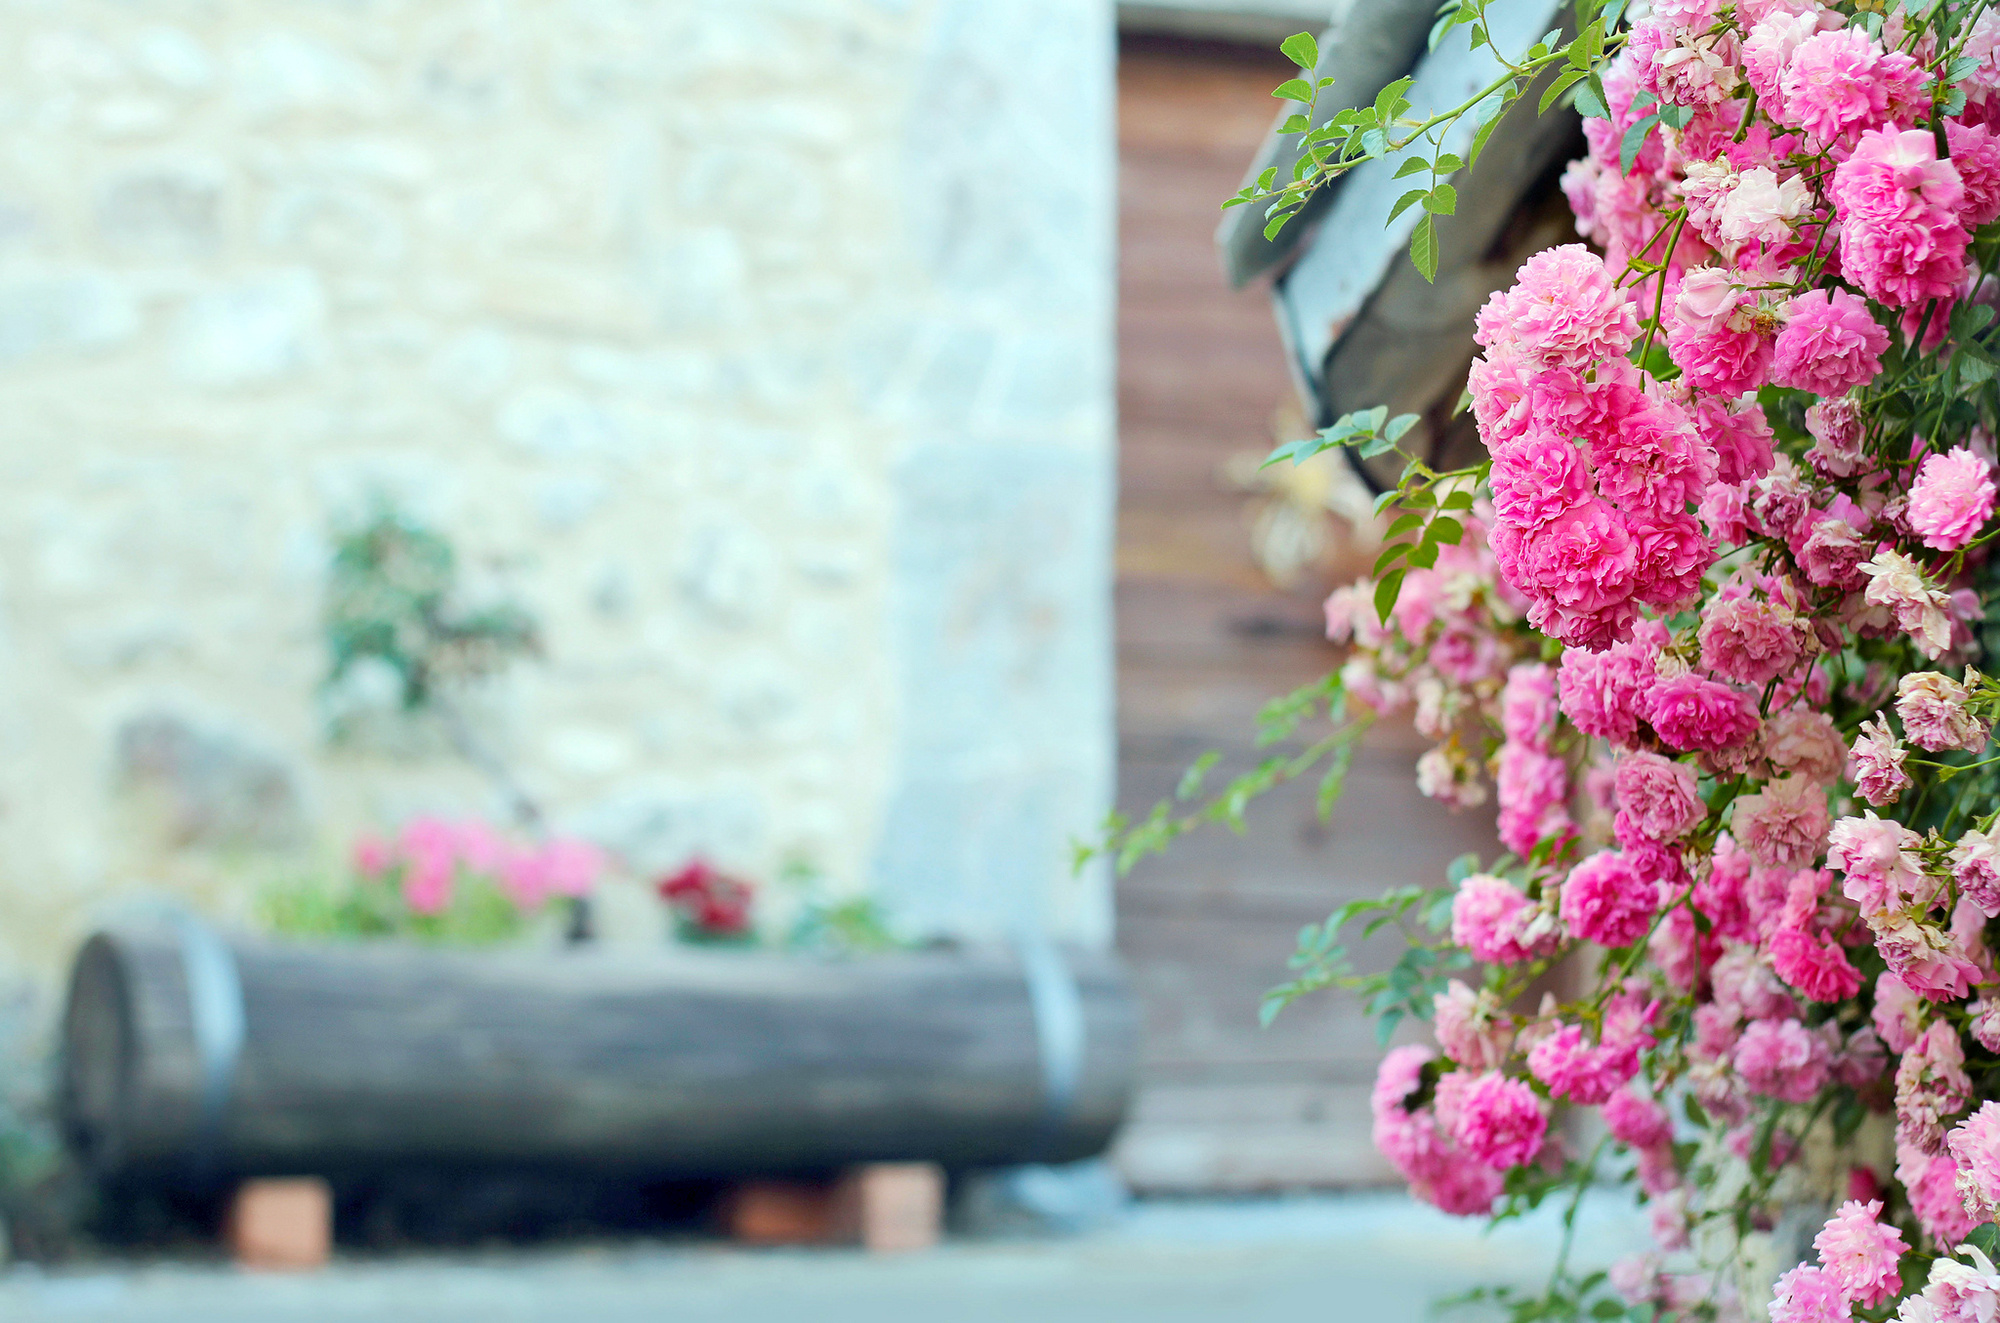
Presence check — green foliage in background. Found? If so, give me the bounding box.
[258,867,529,947]
[323,500,540,725]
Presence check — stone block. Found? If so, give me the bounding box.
[721,1180,837,1245]
[115,710,306,848]
[723,1164,944,1252]
[835,1162,945,1253]
[172,270,325,385]
[226,1178,331,1271]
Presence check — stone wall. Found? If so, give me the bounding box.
[0,0,1116,1057]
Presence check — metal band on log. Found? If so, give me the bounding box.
[58,917,1140,1186]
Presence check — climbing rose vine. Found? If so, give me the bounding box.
[1103,1,2000,1319]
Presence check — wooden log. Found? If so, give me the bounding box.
[58,916,1139,1188]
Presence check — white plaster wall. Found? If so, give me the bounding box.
[0,0,1116,1022]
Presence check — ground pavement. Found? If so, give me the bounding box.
[0,1191,1652,1323]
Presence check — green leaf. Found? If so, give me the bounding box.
[1468,106,1504,167]
[1280,30,1319,69]
[1388,186,1429,223]
[1433,153,1462,174]
[1373,569,1405,623]
[1358,431,1401,459]
[1278,113,1310,134]
[1371,542,1412,578]
[1409,214,1439,282]
[1428,516,1464,545]
[1574,74,1609,119]
[1263,212,1294,240]
[1953,302,1997,337]
[1384,512,1425,540]
[1384,413,1419,442]
[1966,1223,2000,1261]
[1406,540,1439,569]
[1256,166,1278,190]
[1540,67,1586,114]
[1272,78,1314,103]
[1424,183,1458,216]
[1446,853,1481,884]
[1619,113,1659,176]
[1374,76,1414,126]
[1393,156,1430,179]
[1659,101,1694,129]
[1176,750,1221,802]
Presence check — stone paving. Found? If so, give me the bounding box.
[0,1192,1651,1323]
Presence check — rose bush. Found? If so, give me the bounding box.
[1110,2,2000,1319]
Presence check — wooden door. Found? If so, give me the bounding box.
[1110,34,1499,1193]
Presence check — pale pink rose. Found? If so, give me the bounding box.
[1903,1258,2000,1323]
[1733,1018,1830,1103]
[1848,717,1911,807]
[1741,9,1828,121]
[1417,745,1487,810]
[1672,266,1749,337]
[1811,1199,1906,1309]
[1949,118,2000,228]
[1902,1145,1981,1248]
[1947,1101,2000,1223]
[1716,167,1813,251]
[1805,395,1866,479]
[1653,30,1742,109]
[1896,669,1990,752]
[1324,582,1390,648]
[1699,594,1809,686]
[1433,980,1512,1070]
[1451,874,1555,966]
[1613,752,1704,845]
[1500,663,1559,751]
[1873,971,1928,1054]
[1763,708,1846,784]
[1794,510,1871,589]
[1736,783,1832,875]
[1908,446,1998,551]
[1827,812,1929,919]
[1955,828,2000,917]
[1860,549,1953,659]
[1897,1020,1974,1154]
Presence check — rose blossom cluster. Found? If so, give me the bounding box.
[1327,2,2000,1318]
[352,816,604,916]
[1325,501,1529,810]
[1470,244,1717,650]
